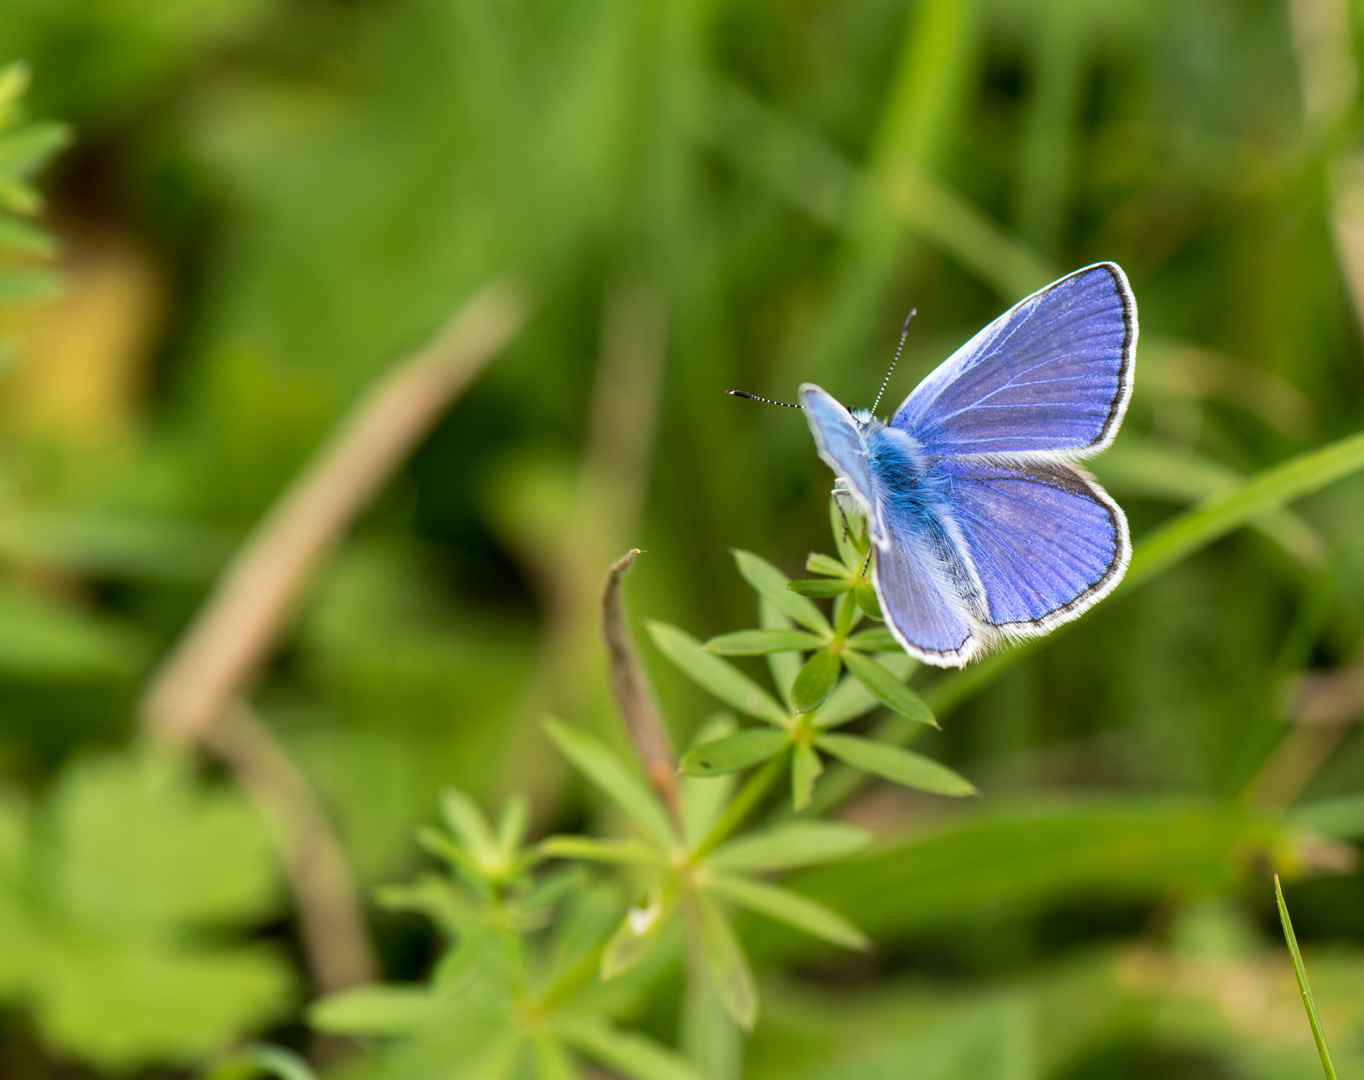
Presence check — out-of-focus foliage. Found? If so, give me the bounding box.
[0,0,1363,1076]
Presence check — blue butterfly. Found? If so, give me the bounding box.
[801,262,1137,668]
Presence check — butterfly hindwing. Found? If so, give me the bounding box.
[936,457,1129,633]
[890,263,1135,458]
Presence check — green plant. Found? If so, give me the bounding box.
[0,60,68,306]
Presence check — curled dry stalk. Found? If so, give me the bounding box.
[139,281,528,994]
[601,549,679,819]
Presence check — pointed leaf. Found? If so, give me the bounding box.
[760,600,802,711]
[805,553,851,578]
[705,873,870,951]
[309,986,449,1035]
[791,650,841,712]
[694,891,757,1031]
[544,720,677,847]
[816,733,975,796]
[703,629,823,655]
[646,622,787,724]
[539,836,668,867]
[682,713,738,848]
[707,822,871,873]
[1274,874,1340,1080]
[497,794,530,857]
[847,627,899,651]
[554,1015,707,1080]
[680,728,788,777]
[787,578,850,598]
[791,743,823,810]
[531,1033,577,1080]
[602,889,675,979]
[441,789,499,867]
[855,582,883,620]
[842,650,936,727]
[732,550,831,634]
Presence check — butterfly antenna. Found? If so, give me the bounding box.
[870,308,916,416]
[727,390,802,408]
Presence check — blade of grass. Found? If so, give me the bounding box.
[1274,874,1339,1080]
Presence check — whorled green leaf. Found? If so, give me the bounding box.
[847,626,899,651]
[791,650,842,712]
[602,888,675,979]
[842,650,936,727]
[682,713,739,848]
[732,550,832,634]
[694,891,757,1031]
[706,821,871,874]
[539,836,668,867]
[497,794,531,857]
[806,553,851,578]
[855,582,883,621]
[543,720,676,848]
[646,622,788,725]
[703,628,824,656]
[816,733,974,796]
[680,728,788,777]
[704,873,870,951]
[787,578,850,598]
[531,1031,577,1080]
[310,986,451,1036]
[791,743,824,811]
[440,788,499,868]
[554,1014,707,1080]
[760,600,803,712]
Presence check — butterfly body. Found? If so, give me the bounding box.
[801,262,1137,668]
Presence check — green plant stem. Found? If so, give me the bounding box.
[690,754,786,863]
[536,942,606,1014]
[1275,874,1339,1080]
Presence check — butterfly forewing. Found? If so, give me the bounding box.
[890,263,1135,458]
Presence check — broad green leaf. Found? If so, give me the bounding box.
[842,651,936,727]
[680,729,788,777]
[602,888,675,979]
[707,822,871,873]
[732,550,831,634]
[786,800,1291,949]
[539,836,668,867]
[554,1014,707,1080]
[787,578,850,598]
[1275,875,1339,1080]
[791,650,841,712]
[703,629,823,655]
[806,553,851,578]
[695,891,758,1031]
[791,743,823,810]
[705,873,869,951]
[847,627,900,651]
[816,733,974,796]
[543,720,676,848]
[310,986,451,1035]
[49,751,276,932]
[646,622,788,725]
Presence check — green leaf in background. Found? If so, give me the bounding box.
[603,888,675,979]
[680,728,788,777]
[704,628,824,655]
[681,713,740,848]
[791,649,842,713]
[1275,875,1339,1080]
[647,622,789,725]
[791,743,824,811]
[846,627,900,651]
[0,750,290,1070]
[706,822,871,874]
[815,733,975,797]
[732,550,832,634]
[309,985,452,1035]
[705,873,870,951]
[694,890,758,1031]
[841,650,936,727]
[539,836,668,868]
[543,720,677,849]
[553,1014,707,1080]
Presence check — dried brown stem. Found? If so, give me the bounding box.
[205,702,377,992]
[602,549,678,817]
[141,281,527,746]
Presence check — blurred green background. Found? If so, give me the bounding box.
[2,0,1364,1076]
